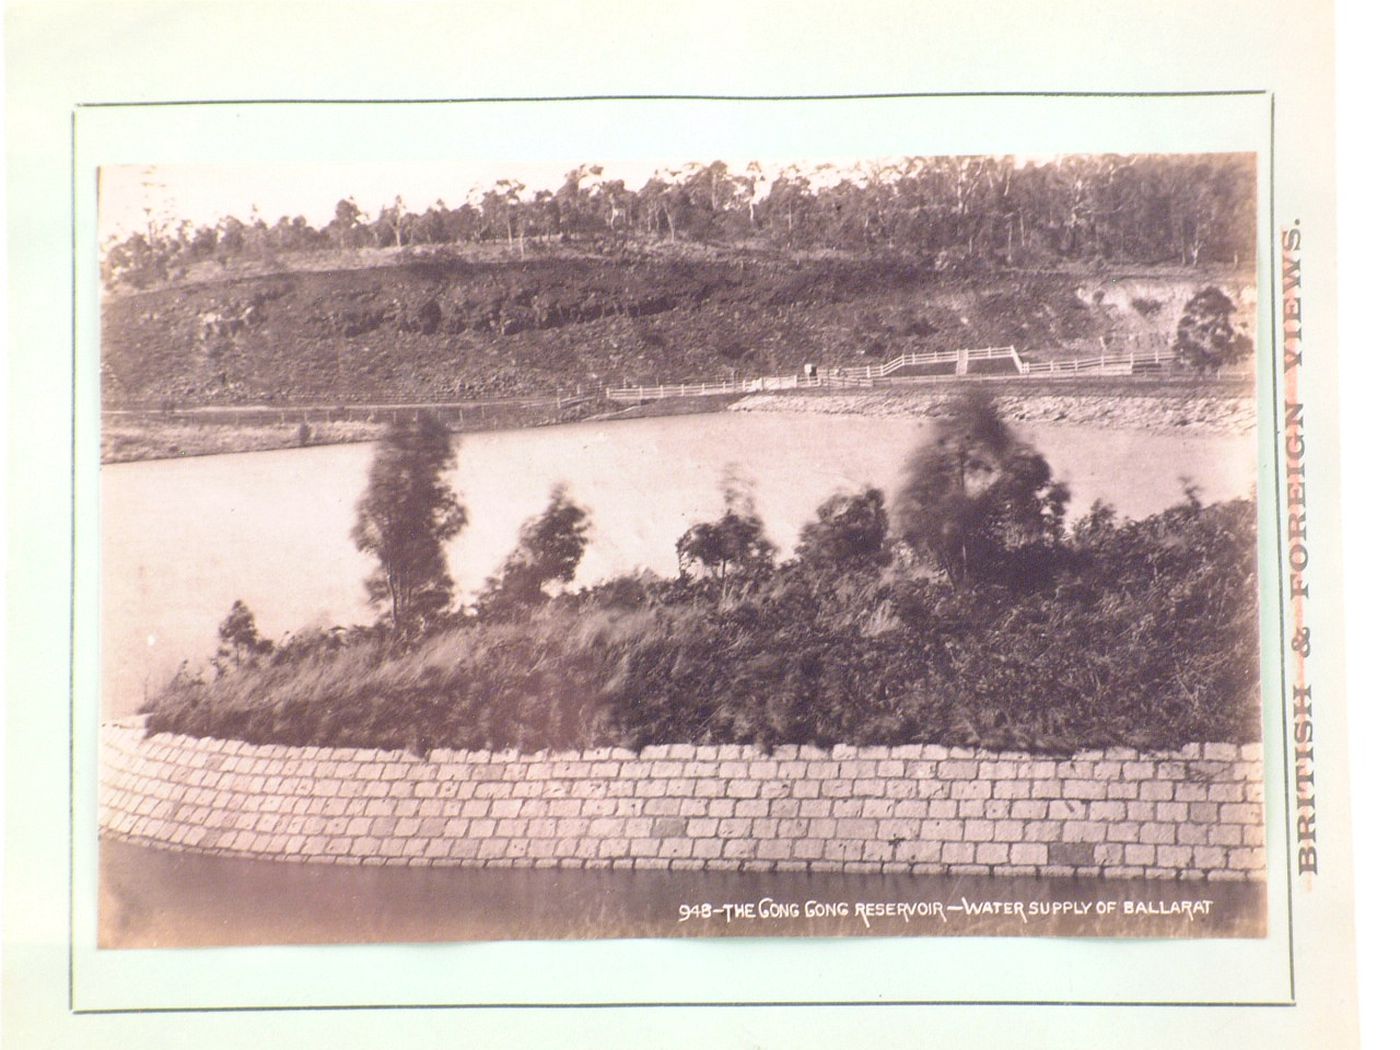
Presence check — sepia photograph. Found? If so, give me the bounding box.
[95,151,1267,947]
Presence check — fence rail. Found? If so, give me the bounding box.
[606,344,1255,403]
[604,344,1261,403]
[605,346,1029,402]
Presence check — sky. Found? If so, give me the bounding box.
[98,158,788,242]
[96,154,1051,242]
[98,160,656,242]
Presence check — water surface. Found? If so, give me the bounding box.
[100,837,1264,948]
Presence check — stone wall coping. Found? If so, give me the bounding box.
[101,723,1260,766]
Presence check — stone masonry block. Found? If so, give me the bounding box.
[1192,846,1227,869]
[1124,844,1156,865]
[951,781,991,800]
[1107,822,1142,844]
[1220,803,1263,825]
[1010,800,1049,820]
[1024,821,1064,842]
[1093,843,1125,866]
[1139,822,1176,845]
[652,818,687,838]
[758,840,794,861]
[992,820,1025,843]
[1010,843,1048,865]
[877,818,920,842]
[1138,781,1174,802]
[974,843,1010,865]
[1150,846,1191,869]
[1155,801,1188,822]
[1210,824,1243,847]
[1209,782,1245,803]
[939,761,978,779]
[1061,821,1107,844]
[921,819,963,841]
[963,820,995,842]
[992,781,1030,800]
[1088,801,1126,822]
[1062,779,1108,800]
[1047,843,1095,866]
[659,838,693,859]
[941,842,976,864]
[1229,847,1265,870]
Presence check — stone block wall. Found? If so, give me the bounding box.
[99,719,1266,880]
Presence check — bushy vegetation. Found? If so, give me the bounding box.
[144,494,1259,754]
[143,397,1261,755]
[1173,286,1253,373]
[894,389,1068,586]
[475,485,591,622]
[675,474,775,583]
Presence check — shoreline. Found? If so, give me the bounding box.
[730,384,1256,436]
[101,379,1253,465]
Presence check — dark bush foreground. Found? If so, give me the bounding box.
[144,495,1261,755]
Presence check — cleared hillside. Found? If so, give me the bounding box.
[100,249,1255,408]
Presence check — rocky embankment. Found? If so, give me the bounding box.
[729,386,1257,435]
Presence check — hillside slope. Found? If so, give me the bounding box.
[101,250,1255,407]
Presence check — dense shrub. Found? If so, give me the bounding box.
[475,485,591,622]
[795,487,890,568]
[675,475,775,583]
[894,389,1068,586]
[144,496,1261,754]
[1173,287,1252,373]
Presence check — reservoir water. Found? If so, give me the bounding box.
[101,411,1254,718]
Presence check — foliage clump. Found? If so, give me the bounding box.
[795,487,890,569]
[214,600,273,676]
[675,474,775,583]
[894,389,1068,586]
[1173,287,1252,373]
[476,485,591,622]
